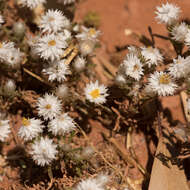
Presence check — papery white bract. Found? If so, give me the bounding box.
[147,71,177,96]
[171,22,188,43]
[18,118,44,141]
[168,56,190,78]
[76,26,101,42]
[73,56,86,72]
[33,33,67,61]
[43,59,71,82]
[85,81,108,104]
[17,0,46,9]
[30,137,57,166]
[55,84,69,99]
[39,9,70,33]
[48,113,76,135]
[123,54,144,81]
[141,47,163,67]
[37,93,62,120]
[155,3,180,25]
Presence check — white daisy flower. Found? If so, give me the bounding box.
[84,80,109,104]
[0,41,15,61]
[30,137,57,166]
[39,9,70,33]
[147,71,177,96]
[4,48,23,68]
[2,79,16,96]
[155,3,181,25]
[76,26,101,41]
[141,46,163,67]
[55,84,70,99]
[57,0,76,5]
[168,56,190,78]
[73,56,86,72]
[37,93,62,120]
[18,117,44,141]
[43,59,71,82]
[0,119,10,142]
[74,175,108,190]
[115,74,126,85]
[171,22,189,43]
[17,0,46,9]
[79,40,95,56]
[127,45,139,55]
[48,113,76,135]
[123,54,144,81]
[33,33,67,61]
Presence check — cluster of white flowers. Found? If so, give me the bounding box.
[17,0,47,9]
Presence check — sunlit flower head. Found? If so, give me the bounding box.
[39,9,70,33]
[123,54,144,81]
[18,117,44,141]
[48,113,76,135]
[37,93,62,120]
[141,46,163,67]
[30,136,57,166]
[84,81,108,104]
[155,3,181,25]
[147,71,177,96]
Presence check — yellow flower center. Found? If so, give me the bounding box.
[176,60,181,64]
[22,117,30,126]
[90,89,100,99]
[48,17,55,22]
[147,46,154,53]
[88,28,96,36]
[45,104,51,109]
[159,74,171,85]
[48,40,56,46]
[133,64,139,71]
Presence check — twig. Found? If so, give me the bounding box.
[61,43,75,58]
[64,45,78,65]
[148,26,155,47]
[152,34,170,41]
[23,67,53,87]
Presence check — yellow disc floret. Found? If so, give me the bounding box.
[22,117,30,126]
[90,89,100,99]
[159,74,171,84]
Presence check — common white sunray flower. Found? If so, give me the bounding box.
[17,0,46,9]
[55,84,70,99]
[37,93,62,120]
[155,2,181,25]
[4,48,23,68]
[85,81,108,104]
[43,59,71,82]
[73,56,86,72]
[30,136,57,166]
[76,26,101,41]
[147,71,177,96]
[0,41,15,60]
[39,9,70,33]
[127,45,139,55]
[79,40,95,56]
[48,113,76,135]
[33,33,67,61]
[74,175,109,190]
[2,79,16,96]
[171,22,189,43]
[123,54,144,81]
[168,56,190,78]
[18,117,44,141]
[141,46,163,67]
[0,119,10,142]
